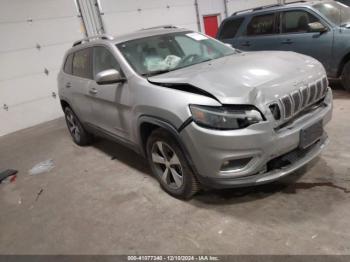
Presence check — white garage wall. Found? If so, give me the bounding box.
[0,0,84,137]
[99,0,281,36]
[0,0,281,137]
[100,0,199,36]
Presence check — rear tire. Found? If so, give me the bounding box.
[146,129,200,199]
[341,61,350,92]
[64,107,93,146]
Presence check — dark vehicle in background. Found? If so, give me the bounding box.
[337,0,349,6]
[217,1,350,91]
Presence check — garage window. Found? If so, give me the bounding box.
[282,10,320,33]
[247,13,277,36]
[72,48,92,79]
[218,18,244,40]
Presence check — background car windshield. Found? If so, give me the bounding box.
[117,31,235,76]
[313,2,350,26]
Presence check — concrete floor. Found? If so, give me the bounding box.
[0,88,350,255]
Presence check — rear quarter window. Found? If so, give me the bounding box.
[63,53,73,74]
[72,48,92,79]
[218,18,244,40]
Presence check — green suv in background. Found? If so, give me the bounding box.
[217,1,350,91]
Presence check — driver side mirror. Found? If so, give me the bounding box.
[95,69,126,85]
[308,22,327,33]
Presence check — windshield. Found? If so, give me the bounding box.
[117,31,236,76]
[313,1,350,26]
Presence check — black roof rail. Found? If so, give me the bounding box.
[72,34,114,47]
[232,1,307,16]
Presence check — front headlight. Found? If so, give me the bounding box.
[190,105,264,130]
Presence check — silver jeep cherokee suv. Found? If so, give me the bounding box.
[58,26,333,199]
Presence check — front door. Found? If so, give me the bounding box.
[88,46,129,139]
[276,9,333,73]
[237,12,281,51]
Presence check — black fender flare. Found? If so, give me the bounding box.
[137,115,199,176]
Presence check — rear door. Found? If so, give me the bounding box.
[237,12,281,51]
[88,46,130,139]
[69,47,94,123]
[276,9,333,72]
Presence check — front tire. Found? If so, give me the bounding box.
[146,129,200,199]
[341,61,350,91]
[64,107,92,146]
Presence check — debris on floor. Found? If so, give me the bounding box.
[35,188,44,201]
[10,175,17,183]
[0,169,18,184]
[29,159,55,175]
[2,183,21,205]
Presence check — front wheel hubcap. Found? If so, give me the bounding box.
[151,141,183,189]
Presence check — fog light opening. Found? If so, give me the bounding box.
[221,157,253,172]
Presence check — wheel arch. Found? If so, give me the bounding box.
[137,116,198,176]
[338,52,350,77]
[138,116,181,156]
[60,99,71,110]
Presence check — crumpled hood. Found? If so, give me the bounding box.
[148,51,326,106]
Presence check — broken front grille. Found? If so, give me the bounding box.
[270,76,328,121]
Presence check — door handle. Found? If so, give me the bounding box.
[241,41,251,47]
[89,88,98,95]
[65,82,71,88]
[281,39,293,44]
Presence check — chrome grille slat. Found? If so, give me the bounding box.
[281,95,293,119]
[272,76,328,122]
[316,80,322,101]
[291,90,301,113]
[321,77,328,97]
[308,84,317,104]
[300,86,309,108]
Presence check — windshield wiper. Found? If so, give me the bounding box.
[142,69,172,77]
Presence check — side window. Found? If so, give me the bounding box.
[63,54,73,74]
[247,13,277,36]
[282,10,319,33]
[72,48,92,79]
[218,18,244,40]
[93,46,121,77]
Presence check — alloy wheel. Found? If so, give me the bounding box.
[151,141,184,189]
[66,111,81,142]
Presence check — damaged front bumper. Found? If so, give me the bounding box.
[196,134,329,189]
[180,89,333,189]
